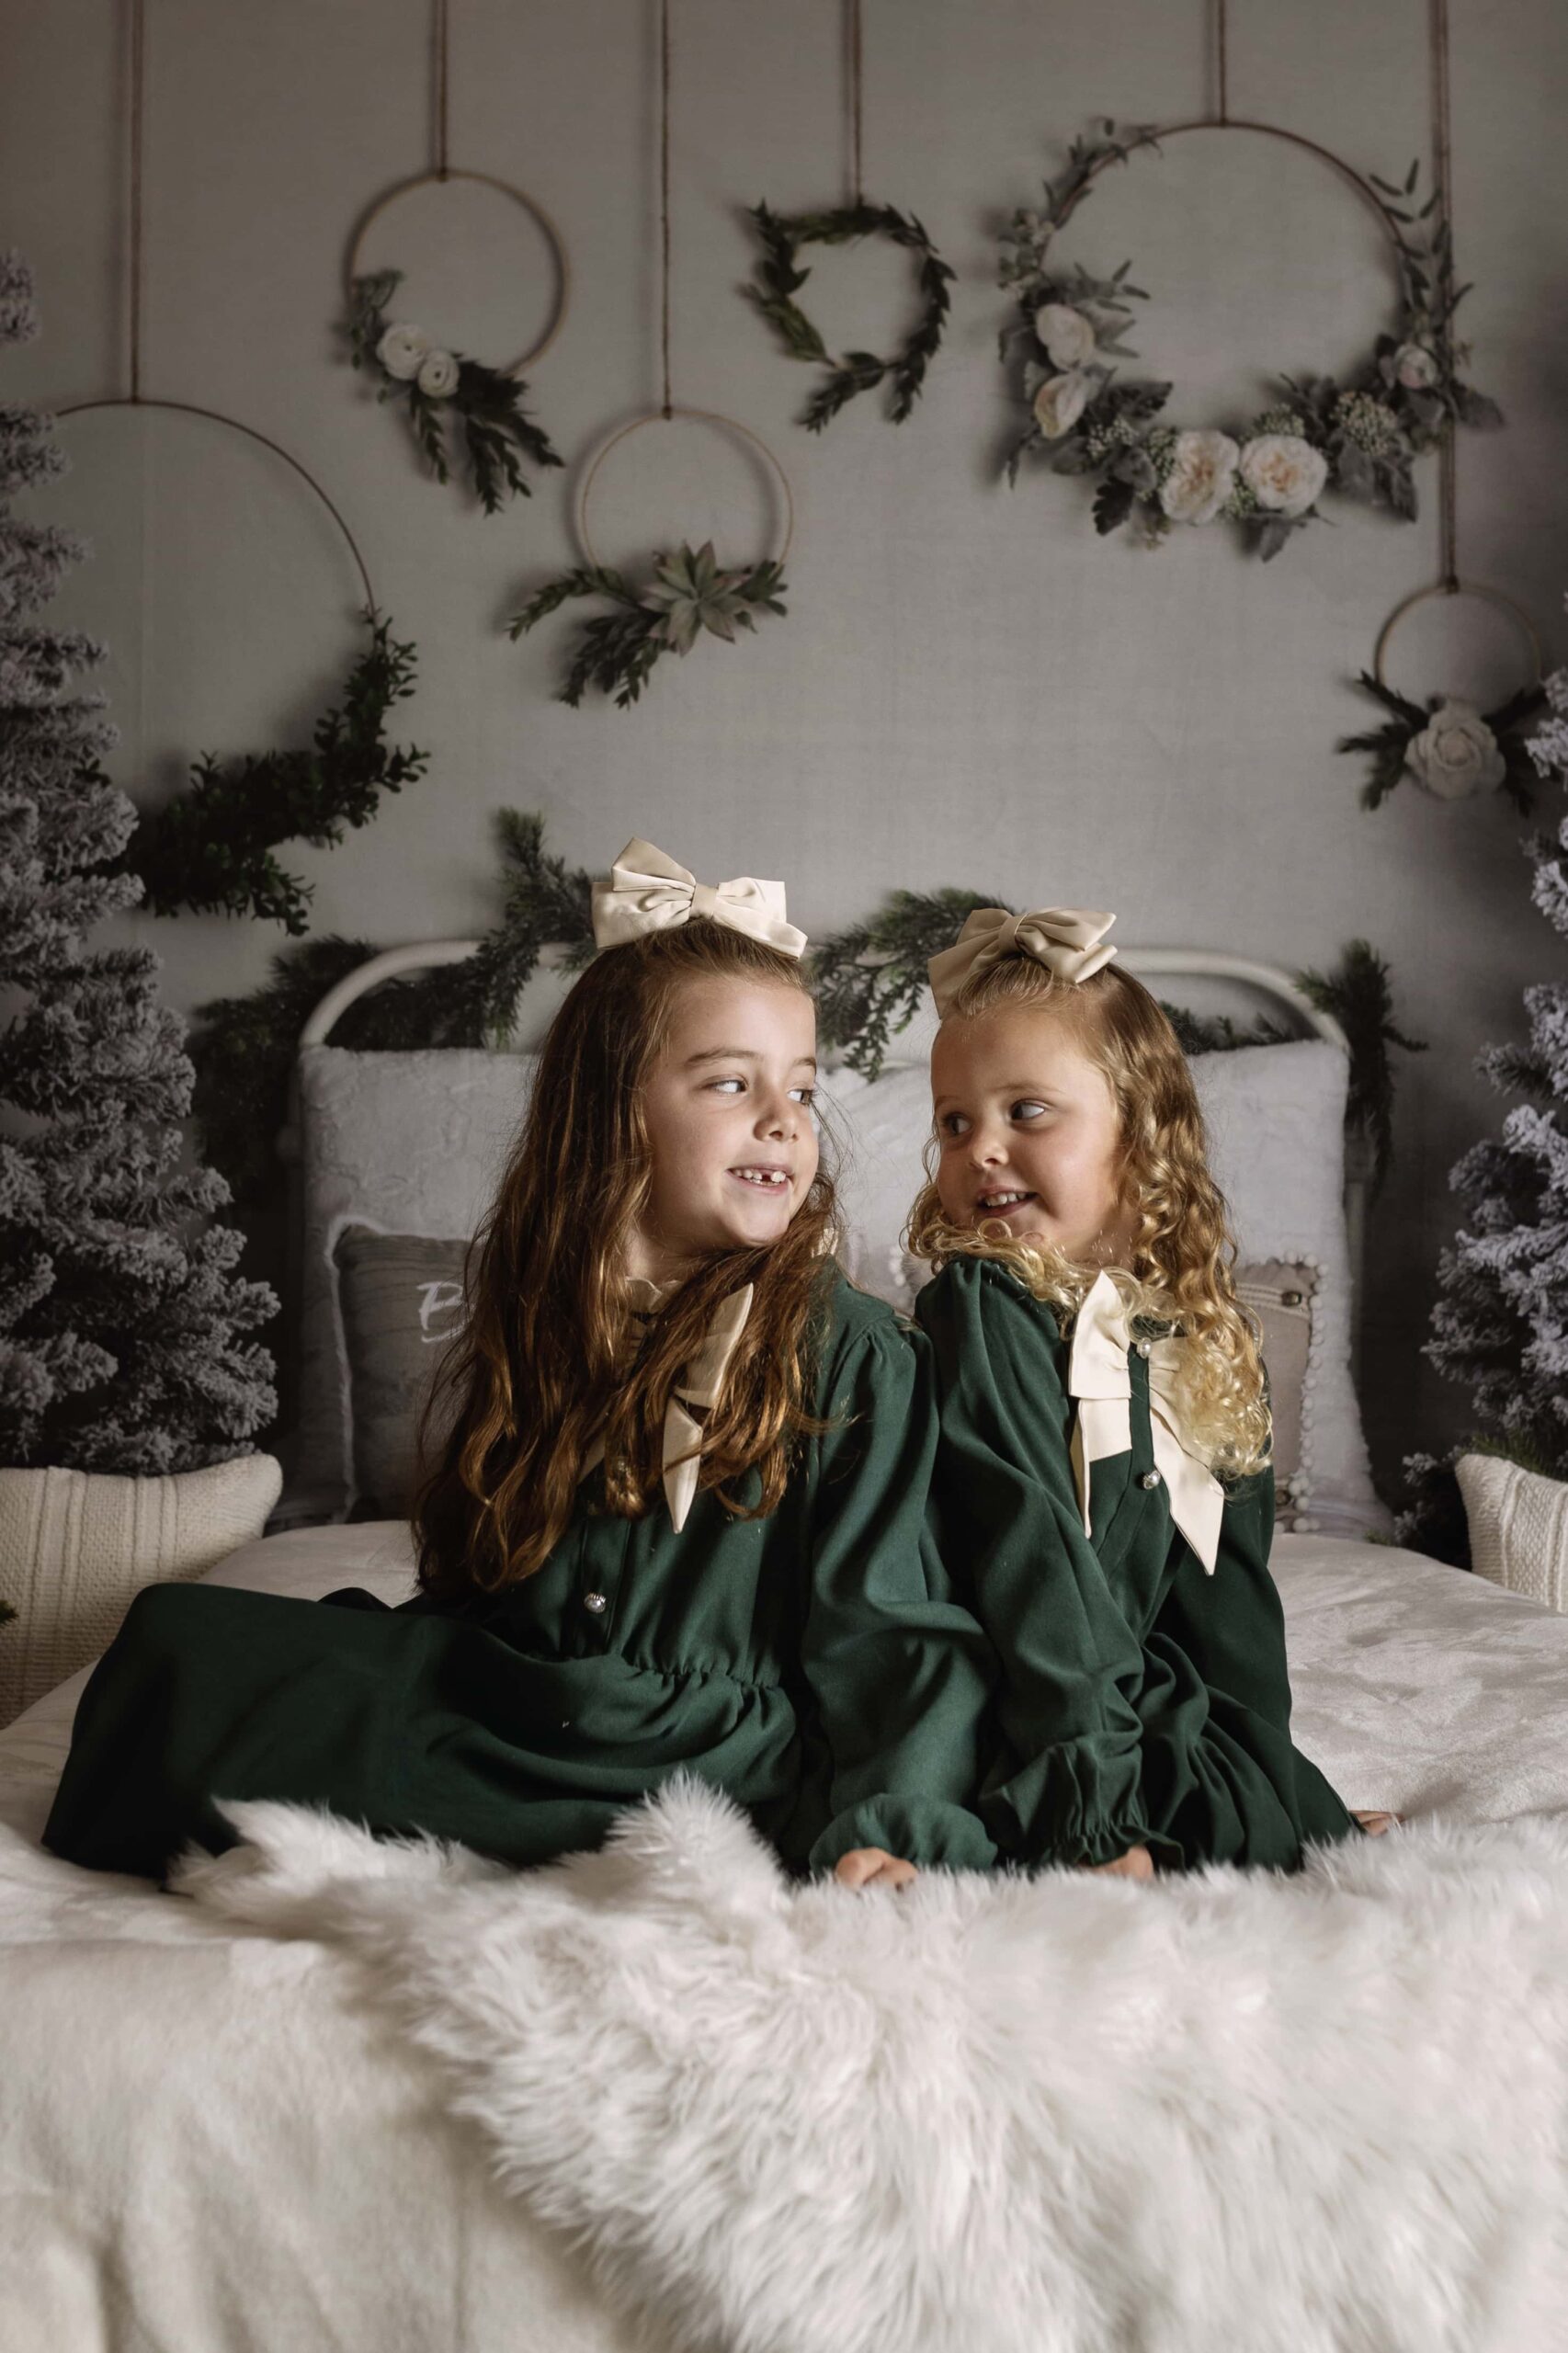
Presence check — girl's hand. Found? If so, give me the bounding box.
[834,1847,919,1893]
[1078,1844,1155,1880]
[1352,1808,1404,1836]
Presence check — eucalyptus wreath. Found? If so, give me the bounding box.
[999,125,1502,560]
[346,267,564,516]
[744,200,954,430]
[1339,673,1546,812]
[811,896,1421,1194]
[123,613,428,936]
[508,541,788,709]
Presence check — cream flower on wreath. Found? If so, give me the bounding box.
[416,349,460,400]
[1239,433,1328,518]
[1159,429,1241,525]
[1033,301,1097,370]
[376,323,431,381]
[1394,342,1441,392]
[1406,699,1506,799]
[1032,369,1092,439]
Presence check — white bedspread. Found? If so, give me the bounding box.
[3,1528,1566,2352]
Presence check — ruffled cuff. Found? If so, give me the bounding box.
[980,1735,1186,1872]
[807,1794,997,1878]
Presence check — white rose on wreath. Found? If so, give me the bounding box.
[376,323,431,381]
[416,349,460,400]
[1393,342,1441,392]
[1405,698,1507,799]
[1032,369,1092,439]
[1239,433,1328,517]
[1159,429,1240,525]
[1034,301,1097,369]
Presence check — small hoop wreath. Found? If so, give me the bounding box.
[343,169,570,516]
[1340,581,1545,811]
[744,200,955,431]
[508,408,793,710]
[999,122,1503,561]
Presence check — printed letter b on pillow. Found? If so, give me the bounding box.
[1457,1453,1568,1613]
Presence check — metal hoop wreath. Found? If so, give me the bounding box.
[1374,579,1541,694]
[346,169,570,379]
[574,407,796,574]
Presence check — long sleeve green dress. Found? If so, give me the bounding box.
[915,1255,1359,1874]
[44,1273,998,1883]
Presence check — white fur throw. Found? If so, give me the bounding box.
[177,1779,1568,2353]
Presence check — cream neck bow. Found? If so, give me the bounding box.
[1066,1270,1224,1577]
[927,904,1117,1017]
[592,836,807,959]
[582,1281,755,1534]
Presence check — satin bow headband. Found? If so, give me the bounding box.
[927,904,1118,1017]
[592,836,807,960]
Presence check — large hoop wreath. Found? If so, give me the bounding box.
[998,123,1502,560]
[744,200,954,430]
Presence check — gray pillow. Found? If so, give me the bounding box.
[333,1224,470,1519]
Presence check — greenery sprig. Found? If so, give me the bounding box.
[999,131,1502,560]
[744,200,955,430]
[508,541,788,708]
[123,613,429,936]
[1339,672,1545,812]
[346,268,564,516]
[811,892,1422,1191]
[190,811,596,1209]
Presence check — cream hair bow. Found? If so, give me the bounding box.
[927,904,1117,1017]
[1066,1269,1225,1578]
[592,836,807,959]
[582,1281,755,1533]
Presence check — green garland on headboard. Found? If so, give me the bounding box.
[809,895,1423,1196]
[190,827,1422,1212]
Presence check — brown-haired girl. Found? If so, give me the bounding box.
[909,903,1387,1880]
[44,841,996,1888]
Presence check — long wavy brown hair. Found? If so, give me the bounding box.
[412,919,838,1597]
[908,954,1272,1477]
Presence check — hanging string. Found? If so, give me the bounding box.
[128,0,145,398]
[658,0,673,415]
[1430,0,1458,589]
[1213,0,1230,127]
[434,0,450,178]
[847,0,864,205]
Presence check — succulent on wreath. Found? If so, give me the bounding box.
[345,267,564,516]
[998,131,1503,561]
[1338,672,1547,812]
[744,199,955,431]
[507,541,789,709]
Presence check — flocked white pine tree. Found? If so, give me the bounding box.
[1399,602,1568,1557]
[0,248,278,1473]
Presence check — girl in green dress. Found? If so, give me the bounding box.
[881,904,1392,1881]
[44,839,996,1888]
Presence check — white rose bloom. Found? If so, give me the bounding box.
[1032,369,1091,440]
[1158,429,1241,525]
[1406,699,1506,800]
[416,348,460,400]
[1239,432,1328,517]
[377,323,431,381]
[1394,342,1440,391]
[1034,301,1096,369]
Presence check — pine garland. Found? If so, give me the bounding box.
[191,811,595,1209]
[811,892,1421,1189]
[124,614,429,935]
[744,200,955,431]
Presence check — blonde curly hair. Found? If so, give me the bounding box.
[907,953,1272,1479]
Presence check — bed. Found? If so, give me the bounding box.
[4,944,1565,2353]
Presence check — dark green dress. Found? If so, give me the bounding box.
[915,1256,1359,1874]
[44,1274,998,1882]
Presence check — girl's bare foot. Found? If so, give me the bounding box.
[1079,1844,1154,1880]
[1352,1809,1404,1836]
[833,1847,919,1892]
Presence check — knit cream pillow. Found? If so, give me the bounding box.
[0,1454,283,1726]
[1456,1452,1568,1613]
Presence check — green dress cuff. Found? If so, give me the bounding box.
[807,1794,998,1878]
